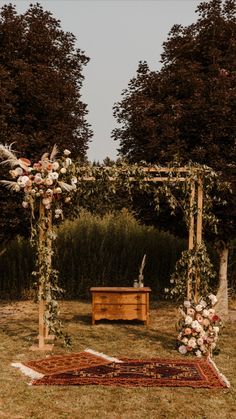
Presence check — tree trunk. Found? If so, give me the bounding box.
[215,243,229,319]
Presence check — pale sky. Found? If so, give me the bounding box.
[1,0,200,161]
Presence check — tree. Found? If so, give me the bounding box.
[112,0,236,311]
[0,3,92,246]
[113,1,236,170]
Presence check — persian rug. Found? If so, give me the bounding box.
[12,350,229,388]
[12,349,122,380]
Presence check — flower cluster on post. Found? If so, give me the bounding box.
[177,294,222,357]
[0,144,77,219]
[0,143,77,346]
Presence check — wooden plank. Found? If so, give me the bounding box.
[196,178,203,245]
[90,287,151,292]
[187,181,195,300]
[195,178,203,303]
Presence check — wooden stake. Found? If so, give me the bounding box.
[187,181,195,300]
[194,177,203,303]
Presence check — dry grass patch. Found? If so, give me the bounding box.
[0,299,235,419]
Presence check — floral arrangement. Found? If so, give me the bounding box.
[177,294,222,357]
[0,143,77,219]
[0,143,78,346]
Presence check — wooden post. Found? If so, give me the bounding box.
[30,202,54,351]
[194,177,203,303]
[187,181,195,300]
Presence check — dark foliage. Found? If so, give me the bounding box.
[0,3,92,244]
[112,0,236,242]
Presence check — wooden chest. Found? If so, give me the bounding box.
[90,287,151,326]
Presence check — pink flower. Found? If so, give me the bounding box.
[184,328,192,335]
[196,314,203,323]
[179,345,187,355]
[47,163,53,171]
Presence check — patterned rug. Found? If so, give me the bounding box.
[12,350,229,388]
[31,358,229,388]
[12,349,122,379]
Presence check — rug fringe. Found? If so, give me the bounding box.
[207,357,230,388]
[11,362,44,379]
[84,348,123,363]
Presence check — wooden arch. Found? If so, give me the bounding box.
[32,165,203,350]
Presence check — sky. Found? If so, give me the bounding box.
[0,0,200,161]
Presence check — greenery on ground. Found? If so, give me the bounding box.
[0,299,235,419]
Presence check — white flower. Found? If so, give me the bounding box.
[55,209,63,215]
[48,172,59,180]
[71,176,77,184]
[45,178,53,186]
[185,315,193,325]
[65,197,71,203]
[208,294,217,305]
[196,350,202,357]
[191,320,202,332]
[60,167,67,174]
[202,309,209,317]
[188,338,197,348]
[195,304,203,312]
[164,288,169,293]
[34,174,43,184]
[184,301,191,308]
[199,299,207,308]
[17,175,30,187]
[46,189,53,195]
[197,337,204,346]
[12,167,23,177]
[179,345,187,355]
[55,208,63,219]
[63,149,71,156]
[213,326,219,333]
[15,167,23,174]
[65,157,72,167]
[182,337,188,344]
[52,162,59,170]
[54,187,62,194]
[22,201,28,208]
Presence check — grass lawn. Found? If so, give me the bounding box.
[0,299,235,419]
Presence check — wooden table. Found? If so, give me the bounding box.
[90,287,151,326]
